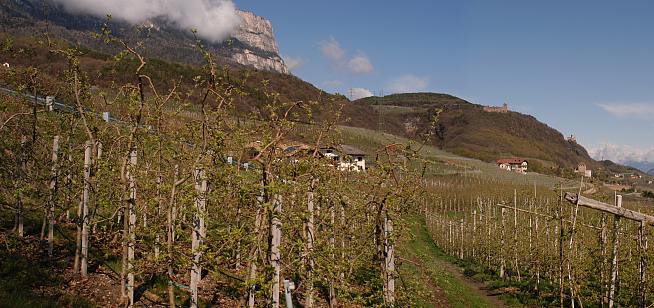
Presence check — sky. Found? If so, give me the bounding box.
[235,0,654,168]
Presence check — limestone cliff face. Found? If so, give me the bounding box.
[0,2,289,74]
[230,10,288,74]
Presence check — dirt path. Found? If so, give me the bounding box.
[437,258,508,308]
[399,217,513,308]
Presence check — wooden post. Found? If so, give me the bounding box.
[270,194,282,308]
[127,148,137,305]
[80,141,92,277]
[190,168,207,308]
[567,188,582,308]
[48,136,60,257]
[608,195,622,308]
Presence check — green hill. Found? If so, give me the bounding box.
[357,93,601,175]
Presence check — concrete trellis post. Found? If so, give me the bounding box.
[459,218,464,259]
[16,135,27,237]
[305,190,315,308]
[48,136,60,257]
[45,96,55,112]
[638,221,648,307]
[329,200,336,308]
[190,168,207,308]
[270,194,282,308]
[80,141,92,277]
[472,210,477,259]
[127,148,137,306]
[608,195,622,308]
[500,207,506,279]
[384,214,395,307]
[513,189,520,281]
[248,188,265,308]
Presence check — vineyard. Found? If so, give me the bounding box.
[0,32,432,307]
[422,176,653,307]
[1,30,654,308]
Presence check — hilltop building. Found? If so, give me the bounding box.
[567,135,577,143]
[496,158,528,174]
[575,163,592,178]
[483,103,509,113]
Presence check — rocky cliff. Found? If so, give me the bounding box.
[230,10,288,74]
[0,1,289,74]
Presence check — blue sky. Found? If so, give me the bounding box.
[236,0,654,166]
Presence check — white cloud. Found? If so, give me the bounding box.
[589,143,654,164]
[319,37,346,62]
[387,74,430,93]
[597,103,654,119]
[347,52,374,74]
[318,37,374,75]
[51,0,242,43]
[322,80,344,88]
[349,88,374,100]
[282,55,304,71]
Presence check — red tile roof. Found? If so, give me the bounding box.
[496,158,527,165]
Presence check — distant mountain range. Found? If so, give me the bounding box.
[623,161,654,174]
[648,168,654,176]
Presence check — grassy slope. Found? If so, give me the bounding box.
[338,125,568,188]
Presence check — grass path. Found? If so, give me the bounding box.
[399,216,512,308]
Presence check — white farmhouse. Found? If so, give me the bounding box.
[320,144,367,172]
[496,158,528,174]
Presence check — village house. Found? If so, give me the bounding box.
[496,158,528,174]
[575,163,592,178]
[320,144,367,172]
[229,141,367,172]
